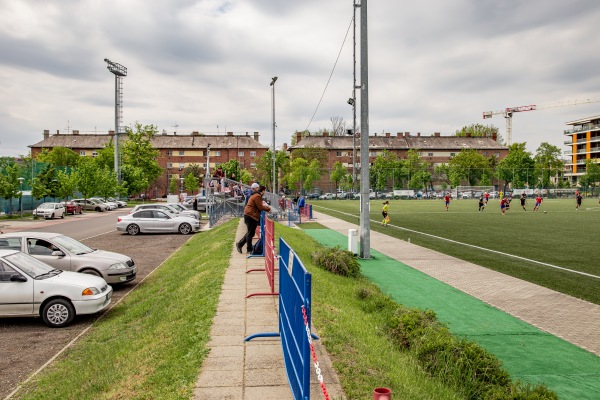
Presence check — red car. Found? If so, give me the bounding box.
[61,201,83,215]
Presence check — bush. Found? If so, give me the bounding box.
[311,246,361,277]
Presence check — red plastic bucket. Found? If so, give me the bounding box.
[373,387,392,400]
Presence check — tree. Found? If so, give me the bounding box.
[94,140,115,170]
[330,162,349,196]
[533,142,563,189]
[402,149,431,190]
[122,123,162,195]
[184,172,200,194]
[580,160,600,195]
[76,157,99,200]
[330,116,347,136]
[36,147,79,169]
[217,159,240,181]
[285,157,322,195]
[31,164,57,202]
[0,164,22,214]
[371,150,402,191]
[455,123,504,144]
[497,143,534,191]
[448,149,490,186]
[290,146,328,168]
[55,169,78,202]
[121,164,148,197]
[254,149,291,192]
[169,176,179,195]
[96,166,122,199]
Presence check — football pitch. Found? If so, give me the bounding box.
[310,197,600,305]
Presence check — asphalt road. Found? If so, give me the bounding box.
[0,209,194,399]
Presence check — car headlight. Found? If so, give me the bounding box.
[82,287,101,296]
[108,262,128,270]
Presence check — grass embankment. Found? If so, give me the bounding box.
[310,198,600,305]
[13,218,554,399]
[13,221,235,399]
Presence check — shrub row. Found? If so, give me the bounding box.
[311,246,361,277]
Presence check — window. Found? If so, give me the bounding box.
[79,150,86,156]
[179,163,185,170]
[428,152,433,157]
[92,151,98,157]
[250,151,256,157]
[167,163,173,169]
[167,150,173,157]
[238,151,245,156]
[250,163,256,168]
[0,260,21,282]
[0,237,20,251]
[214,151,221,156]
[494,153,500,157]
[450,152,456,157]
[178,150,185,156]
[336,151,342,157]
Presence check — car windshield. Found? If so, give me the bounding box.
[169,204,185,211]
[38,203,53,209]
[52,235,94,255]
[5,252,60,279]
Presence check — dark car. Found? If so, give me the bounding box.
[61,201,83,215]
[307,193,321,200]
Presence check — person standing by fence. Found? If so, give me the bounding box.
[236,185,271,254]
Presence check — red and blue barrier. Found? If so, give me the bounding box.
[245,217,278,298]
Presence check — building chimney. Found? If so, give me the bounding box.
[323,131,329,137]
[397,132,403,138]
[296,131,303,143]
[227,131,233,136]
[108,130,115,136]
[492,133,497,141]
[434,132,440,137]
[56,130,60,135]
[283,143,288,151]
[405,132,410,137]
[417,132,421,137]
[43,130,50,140]
[253,132,259,141]
[192,131,199,136]
[385,132,390,137]
[72,130,79,135]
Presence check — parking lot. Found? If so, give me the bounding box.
[0,228,192,399]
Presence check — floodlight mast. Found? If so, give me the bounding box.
[104,58,127,183]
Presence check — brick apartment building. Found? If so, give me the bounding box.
[287,131,508,191]
[29,129,268,197]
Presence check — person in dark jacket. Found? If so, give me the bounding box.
[236,185,271,253]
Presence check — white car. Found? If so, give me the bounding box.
[0,249,112,327]
[33,202,65,219]
[117,209,201,235]
[166,203,201,220]
[319,193,335,200]
[131,203,200,220]
[91,198,118,210]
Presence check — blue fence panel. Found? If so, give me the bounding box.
[278,238,312,400]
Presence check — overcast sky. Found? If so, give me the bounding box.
[2,0,600,158]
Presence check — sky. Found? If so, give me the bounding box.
[1,0,600,158]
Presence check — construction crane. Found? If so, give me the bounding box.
[482,98,600,145]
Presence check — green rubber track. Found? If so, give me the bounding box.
[303,228,600,400]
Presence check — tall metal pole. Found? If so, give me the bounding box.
[270,76,278,194]
[104,59,127,184]
[359,0,371,258]
[352,1,358,193]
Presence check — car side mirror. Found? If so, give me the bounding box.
[51,250,65,257]
[10,274,27,282]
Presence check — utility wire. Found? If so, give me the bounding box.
[304,16,354,132]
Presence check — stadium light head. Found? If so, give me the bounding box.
[347,97,355,106]
[270,76,278,86]
[104,58,127,77]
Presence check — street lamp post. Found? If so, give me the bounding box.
[270,76,278,195]
[18,177,24,219]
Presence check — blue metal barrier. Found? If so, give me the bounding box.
[245,238,317,400]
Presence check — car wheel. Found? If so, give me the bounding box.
[179,223,192,235]
[127,224,140,236]
[95,207,102,212]
[51,213,55,219]
[41,298,75,328]
[79,209,83,214]
[61,213,65,219]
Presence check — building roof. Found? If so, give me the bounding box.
[288,134,506,151]
[28,133,268,150]
[565,115,600,126]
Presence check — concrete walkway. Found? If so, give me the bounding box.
[311,210,600,357]
[193,220,345,400]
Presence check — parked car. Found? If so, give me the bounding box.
[166,203,201,220]
[33,202,65,219]
[107,197,127,208]
[319,193,335,200]
[72,198,108,212]
[0,249,112,327]
[91,198,118,210]
[130,203,200,220]
[182,195,208,212]
[307,193,320,200]
[117,209,200,235]
[61,201,83,215]
[0,232,137,285]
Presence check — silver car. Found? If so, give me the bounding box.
[0,249,112,327]
[33,202,66,219]
[166,203,201,220]
[72,198,108,212]
[0,232,136,285]
[130,203,200,220]
[117,209,200,235]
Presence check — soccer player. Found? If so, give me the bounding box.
[444,193,451,211]
[533,195,543,211]
[478,195,485,212]
[576,193,582,210]
[484,191,490,204]
[520,193,527,211]
[500,197,508,215]
[381,201,390,226]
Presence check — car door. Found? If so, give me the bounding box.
[152,210,175,232]
[26,238,72,272]
[132,210,155,232]
[0,259,33,315]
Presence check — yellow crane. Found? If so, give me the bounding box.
[482,98,600,145]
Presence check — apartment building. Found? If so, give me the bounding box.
[563,115,600,184]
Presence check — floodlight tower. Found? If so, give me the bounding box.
[104,58,127,182]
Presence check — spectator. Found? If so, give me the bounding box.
[236,185,271,254]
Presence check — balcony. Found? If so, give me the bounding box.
[563,123,600,135]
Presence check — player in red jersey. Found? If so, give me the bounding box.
[444,193,451,211]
